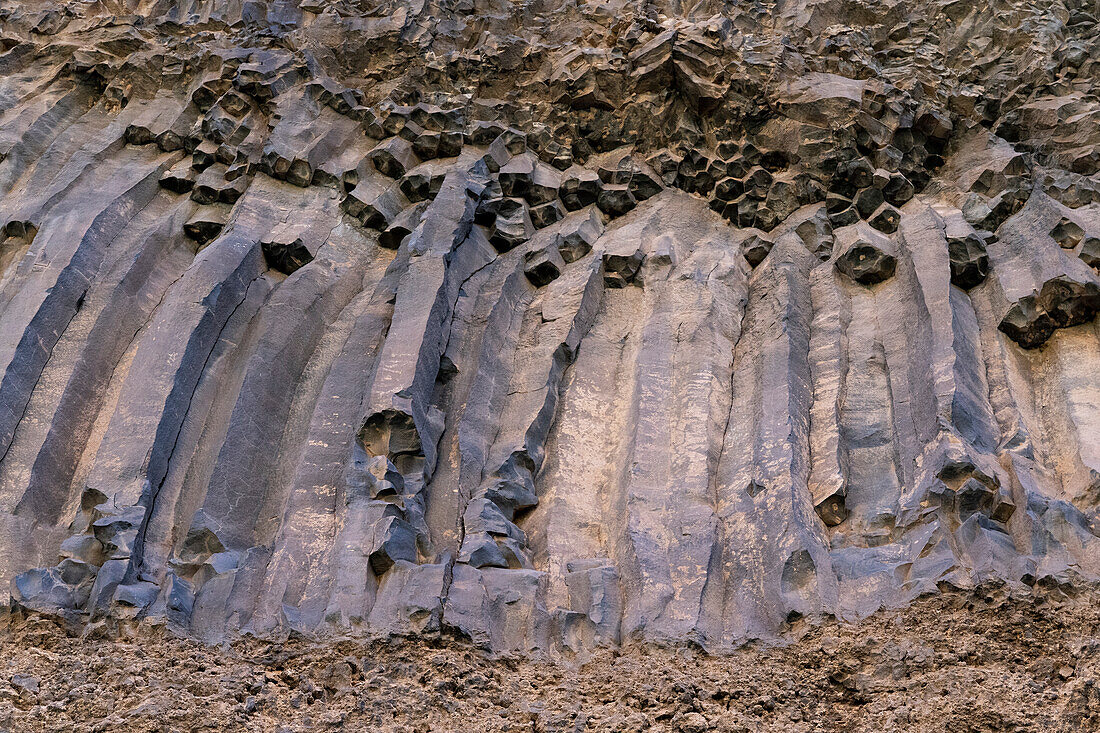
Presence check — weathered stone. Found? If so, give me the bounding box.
[399,170,446,203]
[795,209,835,260]
[628,168,662,201]
[481,132,515,173]
[742,234,773,267]
[998,277,1100,348]
[855,187,884,219]
[4,0,1100,667]
[1050,218,1085,249]
[367,516,419,575]
[344,182,408,230]
[836,156,874,190]
[596,185,636,217]
[160,158,196,193]
[499,153,537,198]
[526,165,563,206]
[489,198,534,252]
[883,172,915,206]
[868,203,901,233]
[1080,237,1100,269]
[183,208,226,244]
[261,237,315,275]
[530,200,565,229]
[829,205,860,227]
[524,244,566,287]
[743,166,773,198]
[192,140,219,171]
[835,230,897,285]
[947,234,990,289]
[603,248,644,287]
[714,177,744,202]
[560,169,601,210]
[379,201,429,249]
[460,533,509,568]
[370,137,418,178]
[555,209,603,263]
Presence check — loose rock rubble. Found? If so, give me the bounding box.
[2,584,1099,732]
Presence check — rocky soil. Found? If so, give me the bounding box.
[3,584,1100,732]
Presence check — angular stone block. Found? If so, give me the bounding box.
[489,198,534,252]
[261,236,315,275]
[835,230,897,285]
[525,243,566,287]
[742,234,774,268]
[367,516,418,576]
[555,209,603,263]
[603,248,644,288]
[370,137,418,179]
[560,169,601,211]
[947,233,990,289]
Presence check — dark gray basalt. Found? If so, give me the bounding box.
[1,0,1099,658]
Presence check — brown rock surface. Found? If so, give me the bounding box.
[2,584,1099,732]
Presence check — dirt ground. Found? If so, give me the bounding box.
[1,582,1098,733]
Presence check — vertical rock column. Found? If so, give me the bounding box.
[700,234,837,646]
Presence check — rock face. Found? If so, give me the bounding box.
[0,0,1099,656]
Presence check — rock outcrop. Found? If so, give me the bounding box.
[1,0,1099,656]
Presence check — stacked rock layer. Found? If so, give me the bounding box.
[1,0,1099,654]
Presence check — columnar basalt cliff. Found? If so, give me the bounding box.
[1,0,1099,656]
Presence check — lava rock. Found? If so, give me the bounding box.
[367,516,418,575]
[183,208,226,244]
[489,198,534,252]
[596,185,637,217]
[1050,218,1085,249]
[370,137,418,178]
[947,234,990,289]
[603,248,645,287]
[261,237,315,275]
[835,232,898,285]
[525,243,566,287]
[555,209,603,262]
[530,200,565,229]
[1080,237,1100,269]
[742,234,773,267]
[559,169,601,210]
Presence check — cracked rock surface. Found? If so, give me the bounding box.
[0,0,1099,662]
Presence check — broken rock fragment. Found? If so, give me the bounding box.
[947,234,990,289]
[1080,237,1100,269]
[998,277,1100,348]
[559,169,601,210]
[742,234,773,268]
[1050,218,1085,249]
[835,228,898,285]
[368,516,418,575]
[525,243,566,287]
[555,209,603,263]
[261,236,315,275]
[370,137,418,179]
[489,198,534,252]
[603,249,644,287]
[596,185,636,217]
[183,207,226,245]
[530,200,565,229]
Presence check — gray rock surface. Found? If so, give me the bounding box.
[0,0,1099,657]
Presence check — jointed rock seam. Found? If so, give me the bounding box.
[1,0,1099,655]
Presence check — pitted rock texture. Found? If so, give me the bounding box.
[0,0,1099,657]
